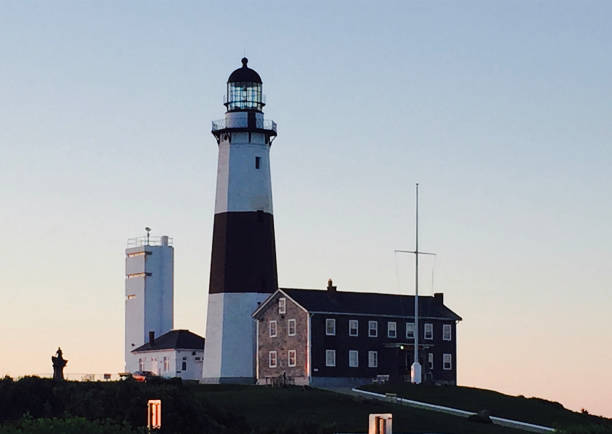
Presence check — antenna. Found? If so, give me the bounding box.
[393,183,437,385]
[145,227,151,246]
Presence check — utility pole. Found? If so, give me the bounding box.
[395,183,436,384]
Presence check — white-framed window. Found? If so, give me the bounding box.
[424,323,433,340]
[443,324,452,341]
[163,357,169,372]
[288,319,296,336]
[278,297,286,314]
[368,351,378,368]
[288,350,296,367]
[387,321,397,338]
[326,318,336,336]
[368,320,378,337]
[443,353,452,370]
[349,319,358,336]
[269,320,277,337]
[325,349,336,367]
[138,358,143,371]
[269,351,278,368]
[406,322,415,339]
[428,353,434,370]
[349,350,359,367]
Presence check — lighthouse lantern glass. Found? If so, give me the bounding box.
[227,81,263,111]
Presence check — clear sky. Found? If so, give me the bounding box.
[1,0,611,417]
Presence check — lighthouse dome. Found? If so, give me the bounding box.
[227,58,262,84]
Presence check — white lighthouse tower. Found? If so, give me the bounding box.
[202,58,279,383]
[124,231,174,372]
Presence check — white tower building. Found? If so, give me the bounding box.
[124,232,174,372]
[202,58,279,383]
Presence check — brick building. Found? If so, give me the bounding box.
[252,281,462,387]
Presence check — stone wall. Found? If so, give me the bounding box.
[256,292,309,383]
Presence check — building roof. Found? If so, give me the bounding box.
[132,329,205,353]
[260,288,462,321]
[227,57,262,83]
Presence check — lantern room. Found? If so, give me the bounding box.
[225,57,265,112]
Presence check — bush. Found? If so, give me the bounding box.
[557,425,612,434]
[0,415,143,434]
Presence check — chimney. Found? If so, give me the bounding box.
[149,331,155,345]
[327,278,337,293]
[433,292,444,305]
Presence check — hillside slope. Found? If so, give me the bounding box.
[359,383,612,431]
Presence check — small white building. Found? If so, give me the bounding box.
[132,329,205,380]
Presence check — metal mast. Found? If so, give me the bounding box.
[395,183,436,384]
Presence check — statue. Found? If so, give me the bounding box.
[51,347,67,381]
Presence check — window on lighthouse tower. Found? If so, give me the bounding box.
[255,156,261,169]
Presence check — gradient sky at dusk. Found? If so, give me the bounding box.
[1,1,611,417]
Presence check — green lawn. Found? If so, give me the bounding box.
[189,384,524,433]
[3,377,610,433]
[358,383,612,431]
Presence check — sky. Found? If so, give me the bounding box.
[1,0,611,418]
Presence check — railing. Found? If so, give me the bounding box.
[127,236,174,248]
[32,373,122,381]
[211,119,277,133]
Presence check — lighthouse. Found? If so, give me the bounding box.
[202,58,279,383]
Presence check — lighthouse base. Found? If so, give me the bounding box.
[202,292,270,383]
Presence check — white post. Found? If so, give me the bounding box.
[368,413,392,434]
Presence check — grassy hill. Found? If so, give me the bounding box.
[359,383,612,432]
[1,376,610,433]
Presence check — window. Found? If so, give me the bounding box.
[278,297,286,314]
[443,353,452,370]
[387,321,397,338]
[127,272,146,279]
[138,358,143,371]
[269,320,277,337]
[269,351,277,368]
[288,350,296,367]
[127,251,146,257]
[255,156,261,169]
[368,321,378,337]
[326,318,336,336]
[424,323,433,340]
[288,319,296,336]
[349,319,358,336]
[368,351,378,368]
[126,294,136,300]
[163,357,169,371]
[443,324,452,341]
[406,322,415,339]
[428,353,434,370]
[182,357,187,371]
[325,350,336,367]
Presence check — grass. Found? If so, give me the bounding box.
[358,383,612,431]
[3,377,611,433]
[188,384,524,433]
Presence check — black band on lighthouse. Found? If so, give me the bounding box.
[209,211,278,294]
